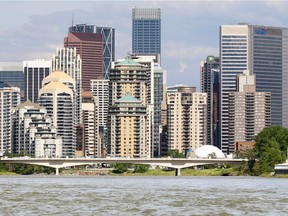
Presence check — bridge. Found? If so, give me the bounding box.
[0,157,247,176]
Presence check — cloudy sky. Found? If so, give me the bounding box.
[1,1,288,89]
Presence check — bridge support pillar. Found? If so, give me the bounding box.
[175,168,181,176]
[55,167,59,176]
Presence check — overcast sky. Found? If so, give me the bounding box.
[1,1,288,89]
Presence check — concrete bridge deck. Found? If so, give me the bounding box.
[0,157,247,176]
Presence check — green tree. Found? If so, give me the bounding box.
[111,163,129,174]
[167,149,185,158]
[134,164,150,173]
[254,126,288,174]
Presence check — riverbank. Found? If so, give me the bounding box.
[60,167,241,176]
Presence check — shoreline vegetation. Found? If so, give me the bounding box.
[0,166,287,178]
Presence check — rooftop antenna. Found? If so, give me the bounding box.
[72,12,74,27]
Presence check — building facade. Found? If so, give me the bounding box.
[23,59,51,103]
[107,56,150,158]
[81,91,101,157]
[228,72,271,149]
[220,24,288,153]
[132,8,161,57]
[69,24,115,79]
[64,32,103,90]
[90,79,109,127]
[38,79,75,156]
[166,86,207,153]
[0,86,21,153]
[0,62,23,91]
[13,100,62,157]
[200,56,220,147]
[52,48,82,124]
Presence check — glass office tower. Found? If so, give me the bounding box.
[220,24,288,154]
[132,8,161,56]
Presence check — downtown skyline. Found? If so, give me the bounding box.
[1,1,288,89]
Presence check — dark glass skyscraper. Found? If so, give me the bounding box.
[132,8,161,56]
[0,62,23,90]
[200,56,220,148]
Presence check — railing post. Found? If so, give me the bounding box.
[175,168,181,176]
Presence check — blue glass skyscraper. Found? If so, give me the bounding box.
[132,8,161,57]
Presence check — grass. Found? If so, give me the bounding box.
[107,167,241,176]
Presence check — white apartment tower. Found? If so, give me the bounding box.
[0,85,21,153]
[82,91,101,157]
[13,100,62,157]
[167,86,207,153]
[52,47,82,124]
[38,77,75,156]
[90,79,109,127]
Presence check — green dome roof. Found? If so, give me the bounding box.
[117,56,142,66]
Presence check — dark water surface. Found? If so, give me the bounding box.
[0,176,287,215]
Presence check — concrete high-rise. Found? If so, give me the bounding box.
[23,59,51,103]
[39,72,75,156]
[13,100,62,157]
[200,56,220,147]
[107,56,150,158]
[64,32,103,90]
[69,24,115,79]
[0,86,21,153]
[81,91,101,157]
[0,62,23,90]
[228,71,271,149]
[220,24,288,153]
[90,79,109,128]
[132,8,161,57]
[52,47,82,124]
[166,86,207,153]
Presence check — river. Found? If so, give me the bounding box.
[0,176,287,215]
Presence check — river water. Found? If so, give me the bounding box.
[0,176,287,215]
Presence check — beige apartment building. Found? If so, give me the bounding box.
[166,86,207,153]
[107,56,150,158]
[228,71,271,150]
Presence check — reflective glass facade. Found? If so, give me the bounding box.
[0,62,23,90]
[251,26,288,126]
[132,8,161,55]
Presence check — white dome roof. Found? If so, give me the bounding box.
[194,145,226,159]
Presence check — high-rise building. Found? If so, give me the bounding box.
[107,56,150,158]
[23,59,51,103]
[90,79,109,127]
[200,56,220,147]
[13,100,62,157]
[0,86,21,153]
[132,8,161,57]
[228,71,271,149]
[69,24,115,79]
[39,73,75,156]
[128,55,164,157]
[0,62,23,90]
[64,32,103,90]
[81,91,101,157]
[166,86,207,153]
[52,47,82,124]
[220,24,288,153]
